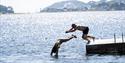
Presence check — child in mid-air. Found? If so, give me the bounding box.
[66,24,95,44]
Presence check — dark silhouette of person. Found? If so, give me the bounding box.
[50,34,77,58]
[66,24,95,44]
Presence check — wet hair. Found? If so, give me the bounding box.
[72,24,76,28]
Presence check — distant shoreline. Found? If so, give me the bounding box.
[0,10,125,15]
[40,10,125,13]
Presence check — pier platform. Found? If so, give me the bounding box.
[86,38,125,55]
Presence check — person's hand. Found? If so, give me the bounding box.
[72,34,77,38]
[65,31,69,33]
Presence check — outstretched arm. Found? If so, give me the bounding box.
[59,37,73,43]
[65,28,76,33]
[59,35,77,43]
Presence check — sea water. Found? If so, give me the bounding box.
[0,11,125,63]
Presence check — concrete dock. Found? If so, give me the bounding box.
[86,42,125,55]
[86,36,125,55]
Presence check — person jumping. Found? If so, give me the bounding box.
[66,24,95,44]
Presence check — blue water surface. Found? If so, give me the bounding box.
[0,11,125,63]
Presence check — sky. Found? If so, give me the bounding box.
[0,0,101,13]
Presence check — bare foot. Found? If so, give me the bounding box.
[93,37,95,42]
[87,40,90,44]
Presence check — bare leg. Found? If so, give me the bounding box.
[87,35,95,41]
[50,51,53,56]
[51,43,58,56]
[82,34,90,44]
[55,49,58,58]
[50,47,54,56]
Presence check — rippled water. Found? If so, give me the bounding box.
[0,11,125,63]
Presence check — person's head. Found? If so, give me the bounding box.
[72,24,77,28]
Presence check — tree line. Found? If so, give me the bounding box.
[0,5,14,14]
